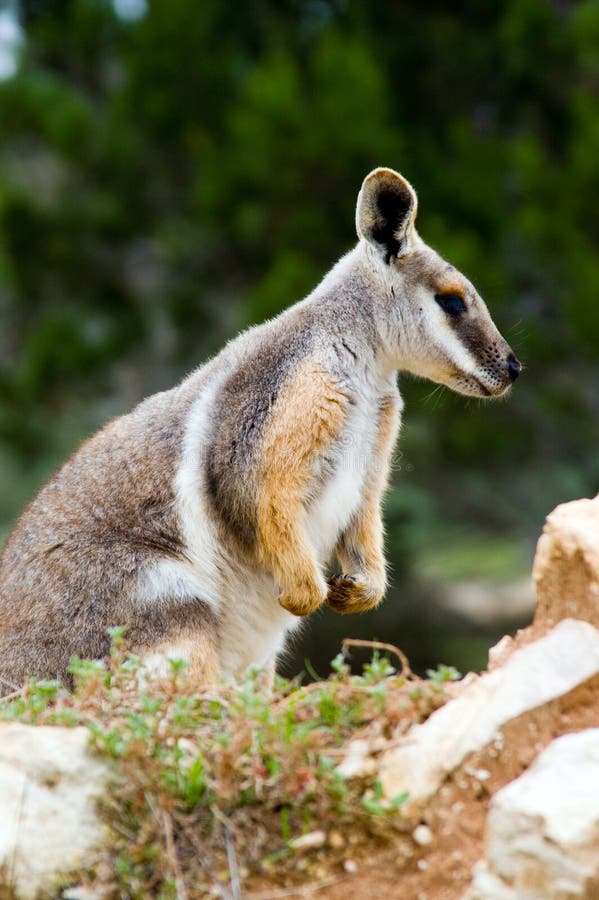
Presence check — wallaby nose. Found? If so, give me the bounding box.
[507,353,521,383]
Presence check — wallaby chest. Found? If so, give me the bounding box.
[306,385,390,562]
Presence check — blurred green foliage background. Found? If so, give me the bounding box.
[0,0,597,675]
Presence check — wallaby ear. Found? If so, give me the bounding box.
[356,167,418,263]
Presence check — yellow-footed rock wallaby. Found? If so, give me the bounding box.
[0,168,521,691]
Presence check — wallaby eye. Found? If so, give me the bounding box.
[435,292,467,316]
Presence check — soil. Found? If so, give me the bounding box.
[246,670,599,900]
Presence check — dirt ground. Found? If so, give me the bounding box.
[246,671,599,900]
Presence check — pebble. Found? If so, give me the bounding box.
[412,824,433,846]
[289,830,326,850]
[328,830,345,849]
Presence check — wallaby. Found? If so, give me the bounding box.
[0,168,521,691]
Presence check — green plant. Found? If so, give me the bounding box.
[0,636,454,895]
[426,664,462,684]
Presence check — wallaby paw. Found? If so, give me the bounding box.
[326,573,384,614]
[278,581,327,617]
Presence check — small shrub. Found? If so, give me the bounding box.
[0,640,453,895]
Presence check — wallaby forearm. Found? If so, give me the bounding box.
[255,365,351,616]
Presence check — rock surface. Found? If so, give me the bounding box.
[373,619,599,811]
[466,729,599,899]
[533,495,599,631]
[0,723,110,899]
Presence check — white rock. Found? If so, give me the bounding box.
[289,830,326,850]
[464,767,491,781]
[376,619,599,811]
[465,864,519,900]
[63,888,107,900]
[466,729,599,899]
[0,723,111,898]
[413,824,433,846]
[487,635,513,668]
[533,495,599,630]
[336,737,377,779]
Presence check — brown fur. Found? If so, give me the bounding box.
[255,364,351,616]
[147,626,220,683]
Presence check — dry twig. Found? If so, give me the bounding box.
[342,638,414,680]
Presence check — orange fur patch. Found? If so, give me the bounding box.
[435,282,465,298]
[256,365,350,616]
[142,630,219,683]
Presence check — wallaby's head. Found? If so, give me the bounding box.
[356,167,521,397]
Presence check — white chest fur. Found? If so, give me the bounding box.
[306,395,377,563]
